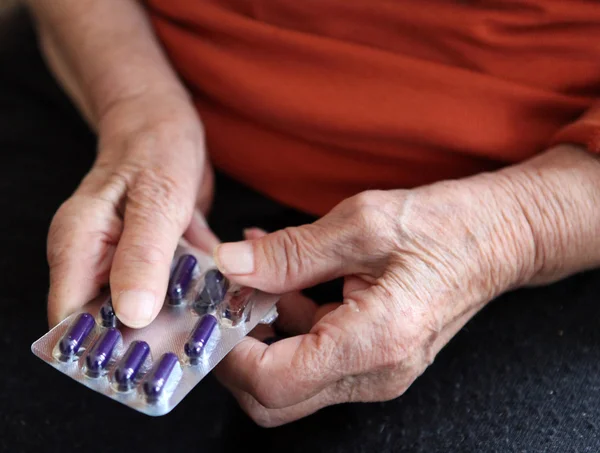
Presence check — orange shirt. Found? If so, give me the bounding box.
[145,0,600,216]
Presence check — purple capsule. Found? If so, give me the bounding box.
[100,297,116,327]
[143,352,179,401]
[194,269,229,312]
[114,341,150,391]
[58,313,95,361]
[167,254,197,304]
[184,315,217,364]
[85,328,121,377]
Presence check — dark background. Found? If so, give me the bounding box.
[1,6,600,452]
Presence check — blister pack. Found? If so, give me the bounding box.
[31,243,279,416]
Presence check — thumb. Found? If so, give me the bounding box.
[213,213,376,294]
[111,170,194,328]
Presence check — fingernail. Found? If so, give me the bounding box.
[114,290,155,328]
[214,242,255,275]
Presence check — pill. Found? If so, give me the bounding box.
[114,340,150,391]
[85,327,121,377]
[57,313,95,361]
[100,297,117,327]
[143,352,179,402]
[167,254,198,304]
[184,315,217,364]
[195,269,229,311]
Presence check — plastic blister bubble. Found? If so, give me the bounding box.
[31,243,280,416]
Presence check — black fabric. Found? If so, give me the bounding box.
[1,7,600,452]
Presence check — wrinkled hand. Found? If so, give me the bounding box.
[214,178,536,427]
[47,91,219,328]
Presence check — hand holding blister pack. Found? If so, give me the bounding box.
[31,244,280,416]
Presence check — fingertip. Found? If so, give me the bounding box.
[213,241,255,276]
[112,289,157,328]
[243,228,267,240]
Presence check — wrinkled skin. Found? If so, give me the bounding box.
[46,92,218,328]
[46,92,599,431]
[212,171,541,426]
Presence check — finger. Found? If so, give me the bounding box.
[312,302,341,325]
[183,210,220,254]
[214,299,374,409]
[343,275,371,297]
[248,323,275,342]
[47,195,122,327]
[242,227,268,240]
[110,166,196,328]
[195,155,215,215]
[183,157,218,253]
[242,227,318,335]
[213,196,388,294]
[223,380,338,428]
[274,292,318,336]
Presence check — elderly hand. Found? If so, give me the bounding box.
[46,91,219,328]
[211,146,600,427]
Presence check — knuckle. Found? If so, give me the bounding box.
[246,406,278,428]
[346,190,395,220]
[345,191,398,253]
[96,167,131,206]
[247,370,284,410]
[117,240,168,268]
[239,345,285,410]
[127,168,191,229]
[348,190,387,210]
[247,379,282,410]
[277,227,307,285]
[233,391,280,427]
[294,326,343,383]
[259,227,311,288]
[251,386,281,410]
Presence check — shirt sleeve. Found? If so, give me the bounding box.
[551,102,600,153]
